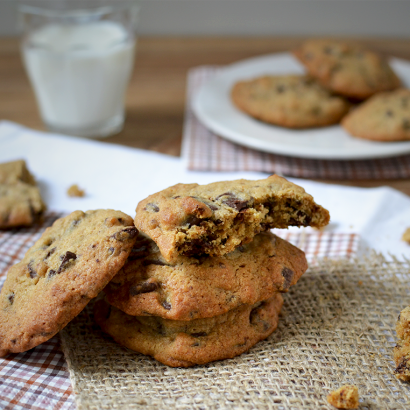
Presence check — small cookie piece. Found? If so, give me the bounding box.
[0,159,36,185]
[327,385,359,409]
[293,39,401,99]
[0,209,138,356]
[67,184,85,197]
[94,294,283,367]
[0,183,46,228]
[134,175,329,263]
[231,75,350,128]
[394,306,410,381]
[105,232,307,320]
[342,89,410,142]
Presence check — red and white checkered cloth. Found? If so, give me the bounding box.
[0,212,358,409]
[183,66,410,179]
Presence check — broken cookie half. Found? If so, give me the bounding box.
[134,174,330,263]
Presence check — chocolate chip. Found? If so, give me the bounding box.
[28,261,37,278]
[144,203,159,213]
[130,282,158,296]
[281,267,294,290]
[112,227,138,241]
[96,259,100,263]
[173,196,180,199]
[44,247,56,260]
[395,358,410,374]
[48,269,57,278]
[11,339,16,344]
[184,215,203,227]
[108,247,115,255]
[217,193,253,211]
[239,264,245,268]
[208,203,218,211]
[249,304,262,325]
[118,218,124,223]
[219,263,226,268]
[57,251,77,274]
[162,301,171,310]
[214,219,223,225]
[7,293,14,305]
[71,220,80,227]
[191,332,207,337]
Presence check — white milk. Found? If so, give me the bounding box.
[22,21,135,136]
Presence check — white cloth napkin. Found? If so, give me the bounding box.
[1,120,410,259]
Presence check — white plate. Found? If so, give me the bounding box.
[192,52,410,160]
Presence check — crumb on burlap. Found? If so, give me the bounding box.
[327,385,359,409]
[67,184,85,198]
[402,227,410,243]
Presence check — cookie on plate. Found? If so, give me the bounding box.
[0,209,138,356]
[341,89,410,141]
[0,183,46,228]
[94,293,283,367]
[231,75,350,128]
[105,231,307,320]
[394,306,410,381]
[134,175,329,263]
[293,39,401,100]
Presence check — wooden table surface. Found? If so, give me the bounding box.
[1,36,410,194]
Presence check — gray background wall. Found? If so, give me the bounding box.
[1,0,410,37]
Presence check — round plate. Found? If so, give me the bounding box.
[192,52,410,160]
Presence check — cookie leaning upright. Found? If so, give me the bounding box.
[342,89,410,142]
[231,75,350,128]
[134,174,329,263]
[293,39,401,100]
[0,209,138,357]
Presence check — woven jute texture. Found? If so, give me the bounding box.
[60,255,410,410]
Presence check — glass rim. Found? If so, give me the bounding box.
[18,1,139,18]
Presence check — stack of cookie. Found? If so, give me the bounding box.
[0,159,46,228]
[231,39,407,142]
[95,175,330,367]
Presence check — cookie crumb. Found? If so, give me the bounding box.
[402,227,410,243]
[67,184,85,197]
[327,385,359,409]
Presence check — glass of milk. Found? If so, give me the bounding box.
[19,1,138,138]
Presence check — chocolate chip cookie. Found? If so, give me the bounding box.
[134,175,329,263]
[394,306,410,381]
[105,232,307,320]
[94,293,283,367]
[0,209,138,356]
[293,39,401,100]
[0,159,36,185]
[231,75,350,128]
[0,183,46,228]
[342,89,410,141]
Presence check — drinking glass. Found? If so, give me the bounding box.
[19,0,139,138]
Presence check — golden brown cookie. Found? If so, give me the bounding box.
[0,209,138,357]
[394,306,410,381]
[105,232,307,320]
[342,89,410,141]
[134,175,330,263]
[293,39,401,100]
[94,294,283,367]
[231,75,350,128]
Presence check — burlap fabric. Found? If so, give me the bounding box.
[61,255,410,410]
